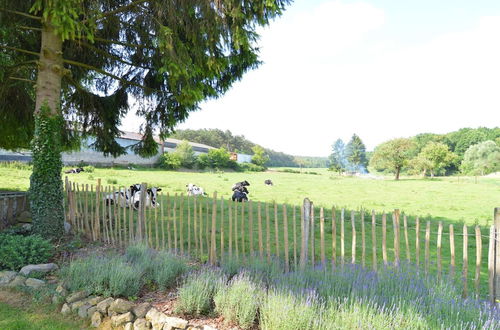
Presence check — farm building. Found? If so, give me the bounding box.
[0,131,252,166]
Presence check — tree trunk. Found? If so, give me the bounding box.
[395,167,401,180]
[29,19,65,240]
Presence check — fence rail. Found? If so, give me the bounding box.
[0,192,29,230]
[63,179,500,303]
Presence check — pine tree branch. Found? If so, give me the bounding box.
[74,36,153,50]
[0,8,41,20]
[8,76,36,84]
[0,45,39,57]
[19,25,42,31]
[62,58,160,94]
[81,0,149,24]
[77,40,152,69]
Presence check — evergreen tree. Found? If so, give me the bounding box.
[0,0,290,239]
[345,134,368,172]
[329,138,347,174]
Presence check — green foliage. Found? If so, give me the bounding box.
[214,273,263,329]
[175,268,226,316]
[345,134,368,171]
[0,234,53,271]
[106,178,117,185]
[239,162,266,172]
[62,245,188,298]
[329,138,347,173]
[173,141,197,168]
[369,138,416,180]
[461,140,500,175]
[158,152,182,170]
[83,165,94,173]
[198,148,238,170]
[29,105,64,240]
[0,161,32,170]
[416,142,457,177]
[251,145,270,167]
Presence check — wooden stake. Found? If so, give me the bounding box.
[266,202,271,262]
[320,207,325,268]
[463,224,468,298]
[187,195,191,255]
[351,210,356,264]
[450,224,455,276]
[341,208,345,265]
[425,221,430,275]
[403,215,410,262]
[437,221,443,278]
[475,226,481,295]
[299,198,311,270]
[361,210,366,268]
[194,196,198,253]
[211,192,217,265]
[228,199,232,258]
[179,194,184,254]
[160,191,165,249]
[241,202,246,257]
[393,209,400,267]
[332,207,337,267]
[258,202,263,260]
[249,200,254,256]
[274,202,279,260]
[371,210,377,271]
[382,213,387,266]
[167,193,172,250]
[284,204,290,272]
[173,194,178,252]
[220,197,224,262]
[415,217,420,270]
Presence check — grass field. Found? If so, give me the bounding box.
[1,165,498,225]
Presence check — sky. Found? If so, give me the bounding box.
[122,0,500,157]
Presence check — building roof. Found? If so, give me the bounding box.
[119,131,216,150]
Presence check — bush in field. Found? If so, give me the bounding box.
[238,162,265,172]
[214,273,263,329]
[175,268,226,316]
[196,148,238,170]
[158,152,182,170]
[0,234,53,271]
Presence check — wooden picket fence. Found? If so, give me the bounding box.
[0,192,29,230]
[64,179,500,303]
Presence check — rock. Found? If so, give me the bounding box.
[202,326,217,330]
[52,294,65,305]
[124,322,133,330]
[87,306,98,318]
[0,271,18,285]
[91,311,103,327]
[134,318,151,330]
[21,223,32,231]
[17,211,32,223]
[109,298,135,314]
[61,303,71,315]
[25,278,45,288]
[87,296,105,306]
[164,317,188,330]
[111,312,134,327]
[66,291,89,304]
[146,308,172,330]
[78,303,92,318]
[19,263,59,276]
[96,297,115,313]
[71,300,89,312]
[133,302,151,318]
[56,285,68,297]
[7,275,26,287]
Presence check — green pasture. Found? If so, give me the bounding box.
[1,165,498,225]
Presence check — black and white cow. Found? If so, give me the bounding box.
[186,183,207,196]
[105,184,141,207]
[264,179,273,186]
[232,185,249,202]
[132,187,162,210]
[231,180,250,192]
[65,167,84,174]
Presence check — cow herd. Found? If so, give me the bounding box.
[104,179,273,209]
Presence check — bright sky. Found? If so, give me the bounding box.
[122,0,500,157]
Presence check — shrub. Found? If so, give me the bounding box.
[0,234,53,271]
[175,268,226,316]
[214,273,263,329]
[151,251,187,290]
[238,163,265,172]
[61,254,143,298]
[83,165,95,173]
[106,178,118,185]
[158,152,182,170]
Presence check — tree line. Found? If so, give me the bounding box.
[330,127,500,179]
[172,129,329,168]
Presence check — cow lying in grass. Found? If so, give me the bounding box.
[186,183,207,196]
[265,179,273,186]
[64,167,84,174]
[105,184,160,209]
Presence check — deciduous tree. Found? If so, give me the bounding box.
[369,138,415,180]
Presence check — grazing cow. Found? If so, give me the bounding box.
[232,186,249,202]
[105,184,142,207]
[186,183,207,196]
[264,179,273,186]
[65,167,84,174]
[132,187,162,209]
[231,180,250,192]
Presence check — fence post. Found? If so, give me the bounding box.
[371,210,377,271]
[332,207,337,268]
[299,198,311,270]
[210,192,217,265]
[320,207,325,268]
[492,208,500,303]
[351,210,356,264]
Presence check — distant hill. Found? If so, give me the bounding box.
[171,129,329,168]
